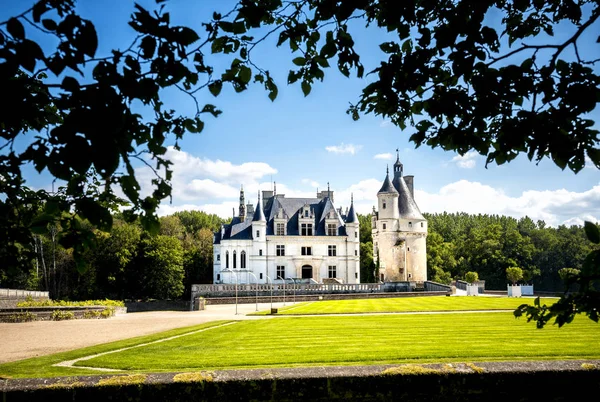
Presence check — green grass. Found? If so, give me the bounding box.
[251,296,560,315]
[76,313,600,372]
[0,321,231,379]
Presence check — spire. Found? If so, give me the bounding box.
[274,181,277,196]
[239,185,246,220]
[253,190,266,222]
[394,148,403,176]
[327,182,330,198]
[378,166,398,194]
[346,192,358,223]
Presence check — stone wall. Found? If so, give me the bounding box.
[2,361,599,401]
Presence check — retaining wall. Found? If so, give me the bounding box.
[2,361,599,401]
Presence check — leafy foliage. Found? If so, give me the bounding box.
[465,271,479,284]
[506,267,524,285]
[515,222,600,328]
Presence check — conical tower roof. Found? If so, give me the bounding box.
[378,166,398,194]
[395,175,424,220]
[253,191,266,222]
[345,194,358,224]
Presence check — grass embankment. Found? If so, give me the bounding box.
[0,321,231,379]
[251,296,560,315]
[77,313,599,372]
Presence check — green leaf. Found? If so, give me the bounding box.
[42,19,57,31]
[140,36,156,59]
[584,221,600,244]
[208,80,222,97]
[30,214,55,235]
[292,57,306,66]
[61,76,80,92]
[239,65,251,84]
[76,198,113,231]
[80,22,98,57]
[301,81,311,96]
[7,18,25,40]
[177,26,200,46]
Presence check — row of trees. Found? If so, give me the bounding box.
[359,212,594,291]
[2,211,227,300]
[3,207,593,299]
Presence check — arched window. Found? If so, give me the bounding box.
[241,251,246,268]
[233,250,237,269]
[226,251,229,268]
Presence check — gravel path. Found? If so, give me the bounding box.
[0,302,279,364]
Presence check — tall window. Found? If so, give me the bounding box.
[382,200,386,209]
[383,223,386,230]
[355,231,358,238]
[301,246,312,256]
[256,230,260,238]
[355,249,358,256]
[276,223,285,235]
[328,245,337,256]
[226,251,229,268]
[241,251,246,268]
[327,224,336,236]
[277,265,285,279]
[233,251,237,268]
[421,222,424,228]
[276,245,285,256]
[304,209,309,217]
[259,249,263,256]
[409,222,412,227]
[301,223,313,236]
[217,254,220,261]
[328,266,337,278]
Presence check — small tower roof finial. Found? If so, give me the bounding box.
[396,148,399,160]
[351,193,354,204]
[386,165,389,175]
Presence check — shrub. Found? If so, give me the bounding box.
[506,267,524,285]
[97,374,147,386]
[17,299,125,308]
[464,272,479,284]
[50,310,75,321]
[4,312,37,323]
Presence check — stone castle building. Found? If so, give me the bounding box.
[213,185,360,284]
[371,152,428,282]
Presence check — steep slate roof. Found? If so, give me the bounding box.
[378,169,398,194]
[345,201,358,224]
[252,197,266,222]
[264,196,347,236]
[394,174,425,220]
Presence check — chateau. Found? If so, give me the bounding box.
[371,152,428,282]
[213,186,360,284]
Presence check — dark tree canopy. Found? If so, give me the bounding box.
[1,0,598,326]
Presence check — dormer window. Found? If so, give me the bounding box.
[304,209,309,217]
[327,224,337,236]
[301,223,313,236]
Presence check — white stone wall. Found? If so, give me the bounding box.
[215,234,360,284]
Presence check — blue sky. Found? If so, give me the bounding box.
[3,0,599,226]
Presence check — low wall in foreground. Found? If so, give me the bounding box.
[2,361,599,401]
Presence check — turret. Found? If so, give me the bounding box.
[345,194,359,242]
[252,191,266,240]
[377,166,399,221]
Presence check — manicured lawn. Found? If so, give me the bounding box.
[253,296,560,315]
[77,313,600,372]
[0,321,231,379]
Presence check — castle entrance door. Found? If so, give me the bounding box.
[301,265,313,279]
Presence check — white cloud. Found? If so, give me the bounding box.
[450,151,480,169]
[415,180,600,227]
[380,119,392,128]
[374,153,393,160]
[301,179,320,188]
[158,202,239,218]
[325,143,362,155]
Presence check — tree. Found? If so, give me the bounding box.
[506,267,524,285]
[133,235,184,300]
[2,1,599,324]
[465,271,479,285]
[558,267,581,283]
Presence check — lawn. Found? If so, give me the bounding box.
[75,313,600,372]
[255,296,560,315]
[2,311,597,378]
